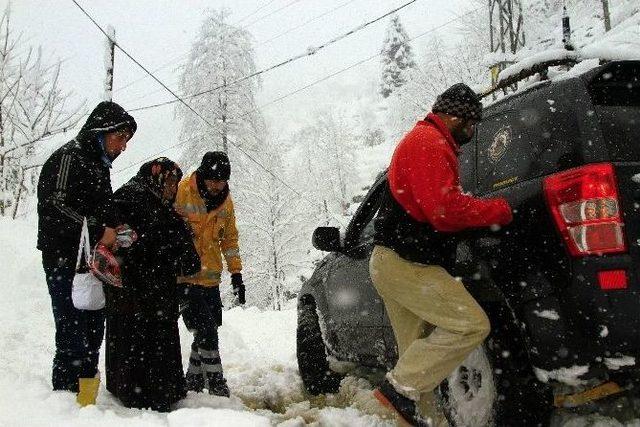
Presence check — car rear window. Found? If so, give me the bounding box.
[589,62,640,161]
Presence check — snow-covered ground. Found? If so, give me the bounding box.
[2,215,640,426]
[0,216,392,427]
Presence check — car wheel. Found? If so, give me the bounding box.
[438,303,553,427]
[438,345,497,426]
[296,299,343,395]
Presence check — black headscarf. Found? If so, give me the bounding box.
[136,157,183,204]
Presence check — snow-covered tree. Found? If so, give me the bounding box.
[289,110,358,219]
[177,8,264,170]
[385,11,490,136]
[0,6,84,218]
[379,15,416,98]
[234,141,309,310]
[361,128,384,147]
[178,9,312,309]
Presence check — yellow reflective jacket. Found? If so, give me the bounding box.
[175,172,242,287]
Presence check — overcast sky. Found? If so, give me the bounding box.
[5,0,477,184]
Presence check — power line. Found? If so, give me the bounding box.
[256,0,358,47]
[128,0,419,113]
[239,0,305,29]
[71,0,304,199]
[113,0,302,95]
[113,6,483,176]
[114,55,185,93]
[118,0,356,98]
[231,0,281,26]
[224,6,487,117]
[108,5,482,130]
[118,74,181,103]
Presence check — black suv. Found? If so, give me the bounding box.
[296,60,640,426]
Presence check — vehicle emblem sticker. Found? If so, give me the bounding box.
[489,127,511,163]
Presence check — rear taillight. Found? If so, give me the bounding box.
[544,163,627,256]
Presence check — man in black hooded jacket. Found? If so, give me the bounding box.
[37,101,136,393]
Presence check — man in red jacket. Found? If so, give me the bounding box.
[370,83,513,426]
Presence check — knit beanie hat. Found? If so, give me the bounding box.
[197,151,231,181]
[432,83,483,121]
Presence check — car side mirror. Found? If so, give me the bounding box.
[312,227,342,252]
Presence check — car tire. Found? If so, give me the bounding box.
[297,299,343,395]
[437,344,498,426]
[437,304,553,426]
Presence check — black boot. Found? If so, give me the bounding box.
[185,372,205,393]
[374,380,428,427]
[207,372,230,397]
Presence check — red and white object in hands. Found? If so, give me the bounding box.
[91,244,123,288]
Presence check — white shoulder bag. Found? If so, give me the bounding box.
[71,218,106,310]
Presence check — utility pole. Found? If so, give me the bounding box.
[601,0,611,32]
[488,0,526,91]
[562,6,574,51]
[104,25,115,101]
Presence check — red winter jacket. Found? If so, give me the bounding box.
[388,113,512,232]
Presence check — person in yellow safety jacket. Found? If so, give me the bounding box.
[174,151,245,397]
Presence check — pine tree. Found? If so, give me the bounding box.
[178,8,285,308]
[379,15,416,98]
[177,8,264,170]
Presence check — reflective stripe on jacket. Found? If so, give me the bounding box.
[175,172,242,287]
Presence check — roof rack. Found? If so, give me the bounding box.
[481,57,578,98]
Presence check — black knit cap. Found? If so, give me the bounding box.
[432,83,483,121]
[197,151,231,181]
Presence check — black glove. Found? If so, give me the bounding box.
[231,273,245,305]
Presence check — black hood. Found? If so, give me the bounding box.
[77,101,137,151]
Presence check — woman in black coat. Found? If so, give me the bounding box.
[105,157,200,412]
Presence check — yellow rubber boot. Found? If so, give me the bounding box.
[77,375,100,407]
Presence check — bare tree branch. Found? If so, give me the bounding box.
[0,5,85,216]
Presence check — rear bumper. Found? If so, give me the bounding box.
[522,282,640,384]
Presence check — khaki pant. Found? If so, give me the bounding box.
[370,245,490,422]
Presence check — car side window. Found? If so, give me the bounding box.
[344,177,386,251]
[358,207,379,244]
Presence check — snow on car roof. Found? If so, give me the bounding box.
[485,12,639,105]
